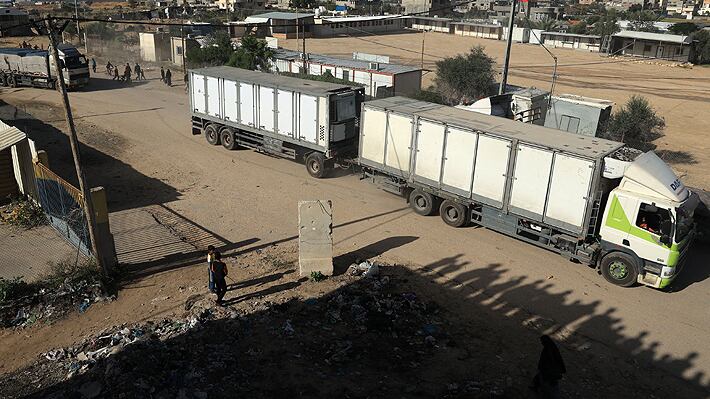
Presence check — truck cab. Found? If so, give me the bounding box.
[49,44,90,88]
[599,152,698,288]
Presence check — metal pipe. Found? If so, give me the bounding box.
[499,0,517,95]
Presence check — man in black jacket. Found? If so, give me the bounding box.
[210,252,228,306]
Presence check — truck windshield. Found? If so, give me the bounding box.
[635,203,672,238]
[63,56,87,69]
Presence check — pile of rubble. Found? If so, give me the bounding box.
[0,266,507,398]
[0,277,114,329]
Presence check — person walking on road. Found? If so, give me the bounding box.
[113,65,120,81]
[91,58,96,74]
[138,67,146,81]
[134,63,142,81]
[165,68,172,86]
[210,252,228,306]
[531,335,566,399]
[160,66,165,83]
[123,63,132,83]
[106,61,113,76]
[206,245,217,293]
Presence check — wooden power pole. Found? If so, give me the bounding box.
[44,17,107,276]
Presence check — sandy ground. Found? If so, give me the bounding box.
[0,69,708,395]
[282,32,710,190]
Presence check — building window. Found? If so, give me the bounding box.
[176,46,183,55]
[559,115,580,133]
[342,70,350,80]
[643,44,652,52]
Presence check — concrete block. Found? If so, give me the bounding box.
[298,200,333,277]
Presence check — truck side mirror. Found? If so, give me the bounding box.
[660,234,671,246]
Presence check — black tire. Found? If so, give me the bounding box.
[8,75,17,88]
[409,189,436,216]
[220,128,237,150]
[600,252,638,287]
[0,74,6,87]
[305,152,328,178]
[439,199,468,227]
[204,124,220,145]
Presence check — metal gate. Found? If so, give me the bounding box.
[33,162,91,256]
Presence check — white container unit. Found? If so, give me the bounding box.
[359,97,623,235]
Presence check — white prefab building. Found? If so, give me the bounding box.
[451,22,503,39]
[609,31,692,62]
[139,32,172,62]
[406,16,453,33]
[272,49,422,99]
[541,32,602,52]
[313,15,406,37]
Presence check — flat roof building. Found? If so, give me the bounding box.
[541,32,602,52]
[0,7,30,37]
[405,16,453,33]
[313,15,406,37]
[609,31,693,62]
[247,12,316,39]
[451,21,503,40]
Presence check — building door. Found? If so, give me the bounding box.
[656,46,664,59]
[0,148,19,203]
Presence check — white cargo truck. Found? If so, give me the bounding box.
[189,66,365,178]
[358,97,698,289]
[0,44,90,89]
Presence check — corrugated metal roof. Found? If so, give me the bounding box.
[451,21,503,28]
[0,120,26,151]
[273,48,421,75]
[190,66,358,96]
[249,12,315,20]
[613,30,691,44]
[365,97,623,159]
[541,31,601,39]
[321,15,403,22]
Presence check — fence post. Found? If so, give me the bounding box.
[90,186,117,271]
[34,150,50,168]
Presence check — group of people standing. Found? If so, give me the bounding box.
[105,61,146,83]
[159,66,173,87]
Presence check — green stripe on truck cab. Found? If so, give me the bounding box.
[605,195,670,248]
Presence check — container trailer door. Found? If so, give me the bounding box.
[191,73,206,114]
[239,82,255,127]
[413,119,446,185]
[359,106,388,167]
[206,76,220,118]
[277,89,294,137]
[384,113,414,176]
[441,126,477,197]
[223,80,238,122]
[299,94,318,144]
[544,154,595,233]
[259,86,275,132]
[508,144,554,221]
[471,135,511,208]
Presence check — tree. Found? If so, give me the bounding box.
[535,17,560,32]
[186,31,234,67]
[433,46,496,105]
[569,21,588,35]
[227,36,274,71]
[602,95,665,150]
[591,9,619,37]
[669,22,700,36]
[690,29,710,64]
[128,0,137,8]
[627,10,660,32]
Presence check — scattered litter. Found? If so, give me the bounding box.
[348,260,380,278]
[78,299,91,313]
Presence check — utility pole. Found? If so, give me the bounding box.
[420,30,426,70]
[499,0,517,95]
[180,23,186,78]
[44,17,106,276]
[74,0,80,43]
[302,17,307,74]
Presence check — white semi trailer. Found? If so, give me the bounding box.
[189,66,365,178]
[0,44,90,89]
[358,97,698,289]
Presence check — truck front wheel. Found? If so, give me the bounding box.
[440,200,468,227]
[204,124,220,145]
[305,152,328,178]
[600,252,638,287]
[409,189,436,216]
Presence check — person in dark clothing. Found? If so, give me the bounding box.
[532,335,566,399]
[134,63,142,80]
[91,58,96,73]
[113,66,120,81]
[165,68,172,86]
[206,245,216,293]
[160,66,165,83]
[123,63,132,83]
[210,252,228,306]
[106,61,113,76]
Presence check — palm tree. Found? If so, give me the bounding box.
[536,17,560,32]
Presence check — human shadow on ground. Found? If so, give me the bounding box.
[1,255,706,399]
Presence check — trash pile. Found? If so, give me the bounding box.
[0,277,114,329]
[0,265,505,398]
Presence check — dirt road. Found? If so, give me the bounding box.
[282,32,710,190]
[1,74,708,393]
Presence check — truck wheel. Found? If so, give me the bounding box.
[0,74,7,87]
[600,252,638,287]
[440,200,468,227]
[305,152,328,178]
[8,75,17,88]
[220,128,238,150]
[204,124,220,145]
[409,189,436,216]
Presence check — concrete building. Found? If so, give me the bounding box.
[245,12,315,39]
[666,0,699,17]
[313,15,406,37]
[701,0,710,14]
[272,48,422,98]
[217,0,265,12]
[544,94,614,137]
[0,120,36,203]
[0,7,31,37]
[610,31,693,62]
[401,0,452,16]
[139,31,172,62]
[406,16,453,33]
[451,21,503,39]
[541,32,602,52]
[170,36,203,67]
[604,0,645,9]
[493,2,563,22]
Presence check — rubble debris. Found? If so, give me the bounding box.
[347,260,380,278]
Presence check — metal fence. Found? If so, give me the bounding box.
[33,162,92,257]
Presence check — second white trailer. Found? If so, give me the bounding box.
[358,97,622,237]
